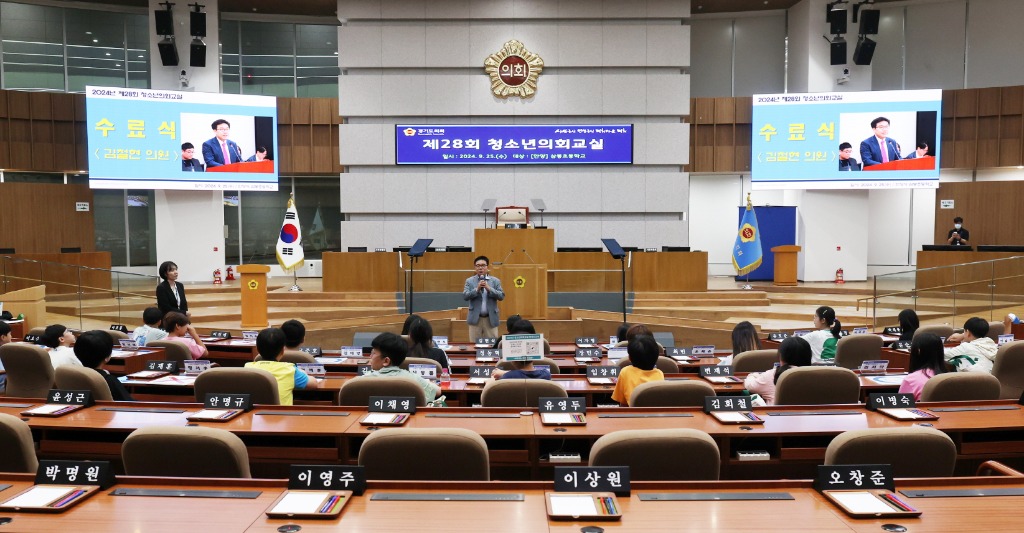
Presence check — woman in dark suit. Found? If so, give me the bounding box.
[156,261,189,317]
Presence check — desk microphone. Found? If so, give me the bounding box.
[234,143,242,162]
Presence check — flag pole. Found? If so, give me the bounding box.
[288,268,302,292]
[741,192,753,290]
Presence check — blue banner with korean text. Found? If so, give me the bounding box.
[395,124,633,164]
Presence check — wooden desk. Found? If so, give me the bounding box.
[104,347,165,375]
[204,339,258,366]
[916,250,1024,295]
[2,475,1024,532]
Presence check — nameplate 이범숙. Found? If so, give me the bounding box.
[210,330,232,339]
[575,337,598,346]
[699,365,733,377]
[469,366,495,378]
[296,363,327,377]
[145,360,179,373]
[341,346,363,358]
[109,324,129,333]
[768,332,789,341]
[242,330,259,341]
[815,464,894,492]
[866,392,915,410]
[299,346,323,356]
[289,465,366,496]
[118,339,139,350]
[555,466,630,496]
[575,347,602,359]
[36,460,116,489]
[368,396,416,414]
[204,393,253,411]
[407,364,437,380]
[183,360,211,374]
[692,345,716,357]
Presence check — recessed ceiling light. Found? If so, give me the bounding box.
[85,31,92,35]
[92,39,98,43]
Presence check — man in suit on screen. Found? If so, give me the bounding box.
[201,119,243,168]
[860,116,902,167]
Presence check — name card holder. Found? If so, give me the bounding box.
[704,396,763,424]
[22,390,93,417]
[586,366,620,385]
[241,330,259,341]
[407,364,437,380]
[0,466,110,512]
[109,324,128,333]
[574,347,602,362]
[768,332,789,341]
[852,327,869,334]
[814,464,918,518]
[792,330,811,337]
[340,346,364,359]
[858,360,890,375]
[691,345,717,358]
[606,347,627,360]
[545,492,622,521]
[666,347,696,362]
[539,397,587,426]
[998,334,1015,346]
[187,393,251,422]
[127,360,178,379]
[118,339,139,350]
[299,346,323,356]
[554,466,630,497]
[296,363,327,377]
[432,336,449,348]
[475,338,498,348]
[210,330,233,339]
[476,348,501,362]
[866,393,937,421]
[183,360,212,375]
[699,365,741,383]
[575,337,598,347]
[361,396,416,426]
[467,366,495,384]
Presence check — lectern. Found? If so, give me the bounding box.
[237,264,271,328]
[493,264,548,319]
[771,245,801,286]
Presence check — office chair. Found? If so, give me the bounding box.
[834,334,883,370]
[54,366,113,401]
[358,428,489,480]
[774,366,860,405]
[991,340,1024,399]
[590,429,720,480]
[497,356,561,374]
[913,325,954,339]
[629,380,714,407]
[194,367,280,405]
[987,321,1006,343]
[281,350,316,364]
[123,426,251,478]
[480,379,566,407]
[920,372,1001,402]
[0,343,55,398]
[400,357,443,374]
[616,356,679,375]
[0,413,39,473]
[731,349,779,373]
[825,427,956,477]
[337,377,427,407]
[145,340,194,364]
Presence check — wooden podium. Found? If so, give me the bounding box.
[493,264,548,319]
[0,285,45,330]
[237,264,271,328]
[205,160,274,173]
[771,245,801,286]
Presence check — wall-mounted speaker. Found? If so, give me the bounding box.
[853,37,877,65]
[154,10,174,36]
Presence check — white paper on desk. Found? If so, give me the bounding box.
[713,411,750,423]
[362,413,399,424]
[3,485,76,507]
[467,377,490,385]
[881,408,926,419]
[316,357,347,364]
[149,375,197,385]
[541,413,575,424]
[828,491,895,514]
[867,375,906,385]
[705,376,740,383]
[25,404,71,415]
[548,494,598,516]
[271,491,330,514]
[191,409,232,419]
[109,349,135,358]
[587,378,614,385]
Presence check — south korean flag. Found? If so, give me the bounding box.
[275,196,304,270]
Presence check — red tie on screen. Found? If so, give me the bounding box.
[222,142,230,165]
[880,139,889,163]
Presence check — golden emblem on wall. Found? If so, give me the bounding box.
[514,275,526,288]
[484,40,544,99]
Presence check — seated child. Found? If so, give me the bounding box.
[73,330,134,401]
[244,327,318,406]
[492,359,551,380]
[132,307,168,346]
[611,335,664,406]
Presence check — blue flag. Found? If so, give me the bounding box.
[732,194,763,276]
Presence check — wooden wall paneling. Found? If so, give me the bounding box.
[734,97,752,122]
[693,98,714,124]
[713,97,735,124]
[72,93,86,121]
[310,124,334,173]
[998,115,1022,167]
[714,124,735,172]
[1001,86,1023,114]
[954,88,977,117]
[734,124,752,172]
[51,93,75,121]
[693,124,715,171]
[59,185,96,252]
[953,117,977,168]
[940,117,956,168]
[53,122,78,170]
[976,116,999,167]
[291,124,312,173]
[277,98,292,124]
[329,99,341,125]
[0,90,8,117]
[277,125,293,174]
[6,92,30,120]
[28,93,52,120]
[290,98,311,125]
[9,119,33,169]
[941,90,955,118]
[977,87,1000,116]
[74,122,88,171]
[310,98,333,124]
[30,121,55,171]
